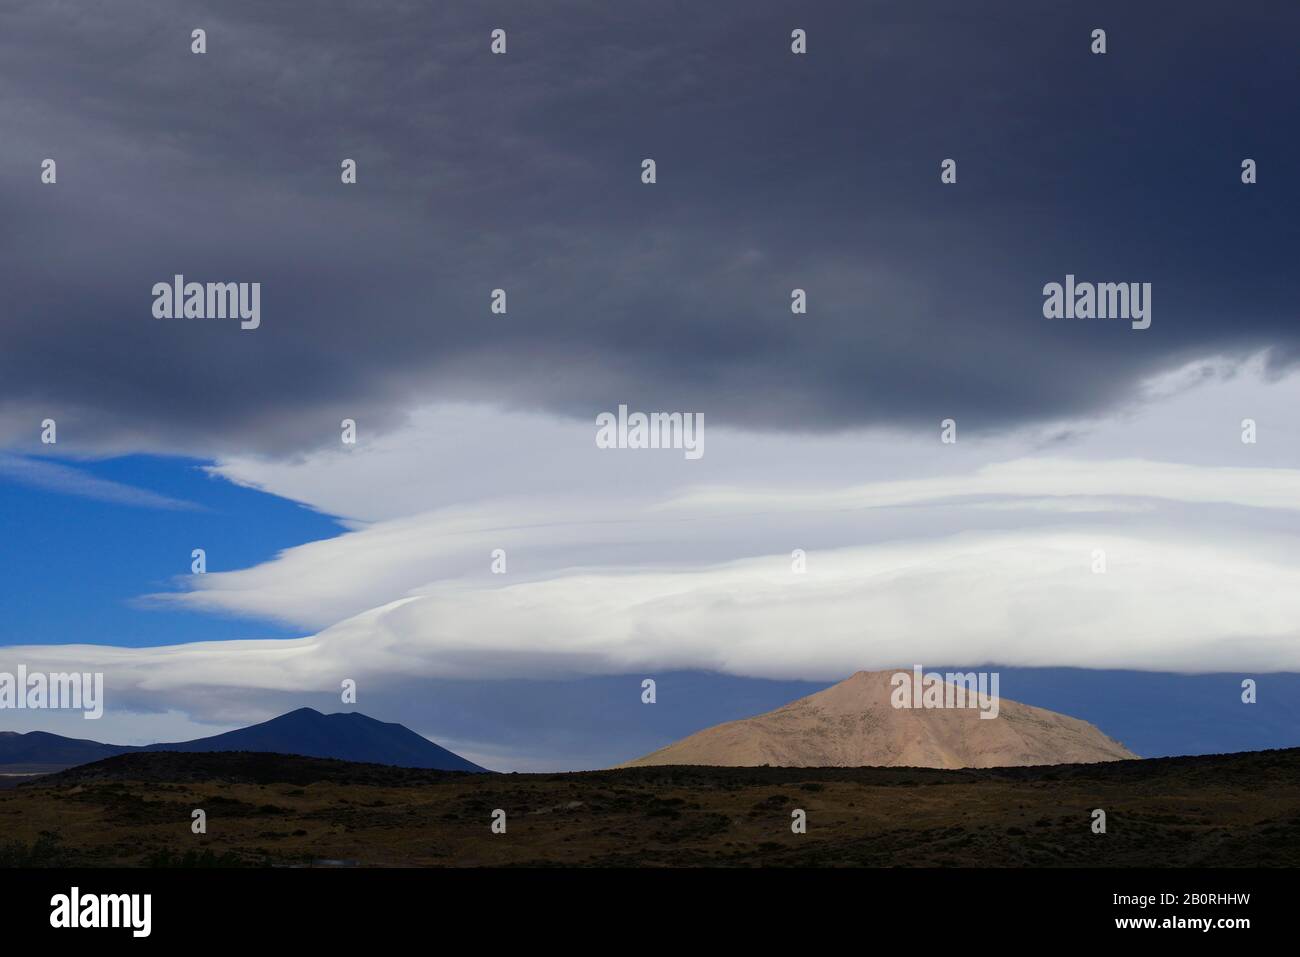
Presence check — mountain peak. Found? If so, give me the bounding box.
[622,671,1135,770]
[149,709,487,772]
[2,708,487,774]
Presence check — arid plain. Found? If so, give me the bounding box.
[2,747,1297,867]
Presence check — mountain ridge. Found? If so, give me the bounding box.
[0,707,487,773]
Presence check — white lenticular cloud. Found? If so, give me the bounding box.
[7,351,1299,729]
[9,529,1300,713]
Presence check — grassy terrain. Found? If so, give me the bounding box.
[2,748,1297,867]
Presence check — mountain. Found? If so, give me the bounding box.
[0,730,126,772]
[621,670,1137,769]
[0,708,486,773]
[146,709,486,771]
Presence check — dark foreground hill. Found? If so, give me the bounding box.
[3,747,1298,867]
[0,708,484,774]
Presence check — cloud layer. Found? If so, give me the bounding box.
[2,1,1297,455]
[5,357,1299,739]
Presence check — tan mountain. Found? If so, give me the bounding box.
[621,670,1137,769]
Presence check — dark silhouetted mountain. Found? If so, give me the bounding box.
[0,730,128,771]
[146,708,486,771]
[0,708,486,773]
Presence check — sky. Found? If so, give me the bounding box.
[1,0,1298,770]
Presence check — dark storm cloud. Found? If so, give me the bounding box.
[1,0,1296,456]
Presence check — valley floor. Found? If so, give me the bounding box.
[1,748,1297,867]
